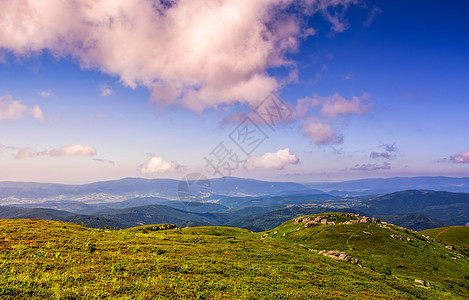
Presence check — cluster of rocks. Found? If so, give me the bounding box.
[377,223,391,229]
[389,234,412,242]
[294,213,377,228]
[315,250,359,264]
[445,245,453,250]
[414,279,431,289]
[452,253,465,260]
[390,234,404,241]
[294,215,334,227]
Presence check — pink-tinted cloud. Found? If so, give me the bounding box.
[450,150,469,163]
[138,156,186,174]
[0,95,47,121]
[301,118,343,145]
[350,162,391,171]
[0,0,358,111]
[0,95,29,120]
[245,148,299,170]
[31,105,46,121]
[221,91,370,145]
[6,143,97,159]
[51,144,97,157]
[319,93,371,118]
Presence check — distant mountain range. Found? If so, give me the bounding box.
[2,176,469,204]
[305,176,469,196]
[1,176,469,231]
[0,177,316,204]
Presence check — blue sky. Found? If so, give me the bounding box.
[0,0,468,183]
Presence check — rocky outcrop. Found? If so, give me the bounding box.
[390,234,403,241]
[294,214,377,228]
[317,250,359,264]
[414,279,431,289]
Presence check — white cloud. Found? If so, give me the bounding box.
[245,148,299,170]
[0,95,29,120]
[38,90,51,97]
[451,150,469,163]
[52,143,97,157]
[0,0,358,111]
[0,95,47,121]
[138,156,186,174]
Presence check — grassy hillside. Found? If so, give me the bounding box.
[0,218,445,299]
[421,226,469,254]
[263,212,469,298]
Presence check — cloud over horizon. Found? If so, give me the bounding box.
[2,143,97,159]
[245,148,299,170]
[450,150,469,163]
[138,156,186,174]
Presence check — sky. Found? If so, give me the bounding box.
[0,0,468,184]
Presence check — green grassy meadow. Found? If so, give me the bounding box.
[0,215,466,299]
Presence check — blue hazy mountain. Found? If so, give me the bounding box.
[305,176,469,196]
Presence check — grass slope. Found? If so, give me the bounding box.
[263,212,469,299]
[0,218,439,299]
[421,226,469,254]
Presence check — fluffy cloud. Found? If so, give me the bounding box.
[0,0,358,111]
[301,118,343,145]
[221,91,370,145]
[245,148,299,170]
[7,143,97,159]
[319,93,371,118]
[450,150,469,163]
[350,162,391,171]
[0,95,29,120]
[138,156,186,174]
[296,93,370,145]
[0,95,46,121]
